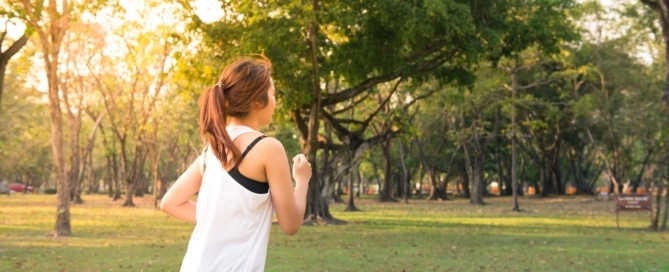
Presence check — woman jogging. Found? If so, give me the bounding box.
[161,55,311,271]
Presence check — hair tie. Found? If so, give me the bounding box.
[215,81,227,91]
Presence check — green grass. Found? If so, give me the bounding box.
[1,194,668,271]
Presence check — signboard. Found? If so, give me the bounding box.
[616,194,652,211]
[615,194,652,230]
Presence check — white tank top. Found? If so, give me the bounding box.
[180,126,274,272]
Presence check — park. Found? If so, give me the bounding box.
[2,0,669,271]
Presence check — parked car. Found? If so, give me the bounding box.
[9,183,34,193]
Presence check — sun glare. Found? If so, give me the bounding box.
[194,0,224,23]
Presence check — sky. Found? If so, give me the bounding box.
[3,0,224,39]
[194,0,224,23]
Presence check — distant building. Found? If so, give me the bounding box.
[0,181,8,194]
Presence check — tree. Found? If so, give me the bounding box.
[60,21,109,204]
[410,88,462,201]
[19,0,74,236]
[500,48,564,204]
[456,81,503,205]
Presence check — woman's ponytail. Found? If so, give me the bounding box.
[199,83,240,168]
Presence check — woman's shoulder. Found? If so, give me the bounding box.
[254,136,285,153]
[235,133,285,154]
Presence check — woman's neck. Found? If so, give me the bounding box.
[227,119,259,130]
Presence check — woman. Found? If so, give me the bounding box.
[160,56,311,271]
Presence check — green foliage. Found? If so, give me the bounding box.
[0,56,52,187]
[490,0,579,62]
[191,0,563,111]
[264,122,302,158]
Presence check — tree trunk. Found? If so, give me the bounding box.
[134,171,145,197]
[460,133,477,202]
[461,170,471,198]
[0,34,29,113]
[87,151,97,193]
[661,182,668,230]
[511,131,519,211]
[510,72,519,211]
[112,151,121,201]
[469,161,485,205]
[517,134,547,197]
[399,142,410,204]
[115,136,129,202]
[344,158,360,211]
[498,137,511,196]
[652,183,662,230]
[151,151,169,209]
[123,182,136,207]
[68,114,83,204]
[123,145,147,206]
[465,106,500,205]
[632,148,653,192]
[76,111,105,197]
[49,37,70,236]
[357,170,364,197]
[541,158,550,197]
[426,169,447,200]
[154,177,166,209]
[549,159,563,195]
[416,167,424,199]
[105,156,113,197]
[568,149,583,192]
[379,137,396,202]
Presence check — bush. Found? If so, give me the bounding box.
[44,188,57,194]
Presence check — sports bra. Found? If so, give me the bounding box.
[203,135,269,194]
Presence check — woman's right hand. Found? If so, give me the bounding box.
[265,142,310,235]
[291,154,312,185]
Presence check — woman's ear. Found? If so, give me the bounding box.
[252,100,265,110]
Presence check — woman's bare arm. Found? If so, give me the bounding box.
[160,155,203,223]
[262,138,311,235]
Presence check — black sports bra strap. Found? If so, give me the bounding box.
[202,145,209,174]
[236,135,267,165]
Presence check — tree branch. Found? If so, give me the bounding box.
[330,91,371,115]
[291,109,309,143]
[0,33,28,107]
[504,78,555,91]
[321,45,459,107]
[356,77,403,134]
[641,0,660,11]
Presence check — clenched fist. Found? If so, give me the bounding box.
[291,154,312,186]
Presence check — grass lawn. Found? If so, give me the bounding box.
[1,193,668,271]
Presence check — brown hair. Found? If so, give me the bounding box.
[199,56,273,168]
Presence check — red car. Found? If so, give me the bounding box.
[9,183,34,193]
